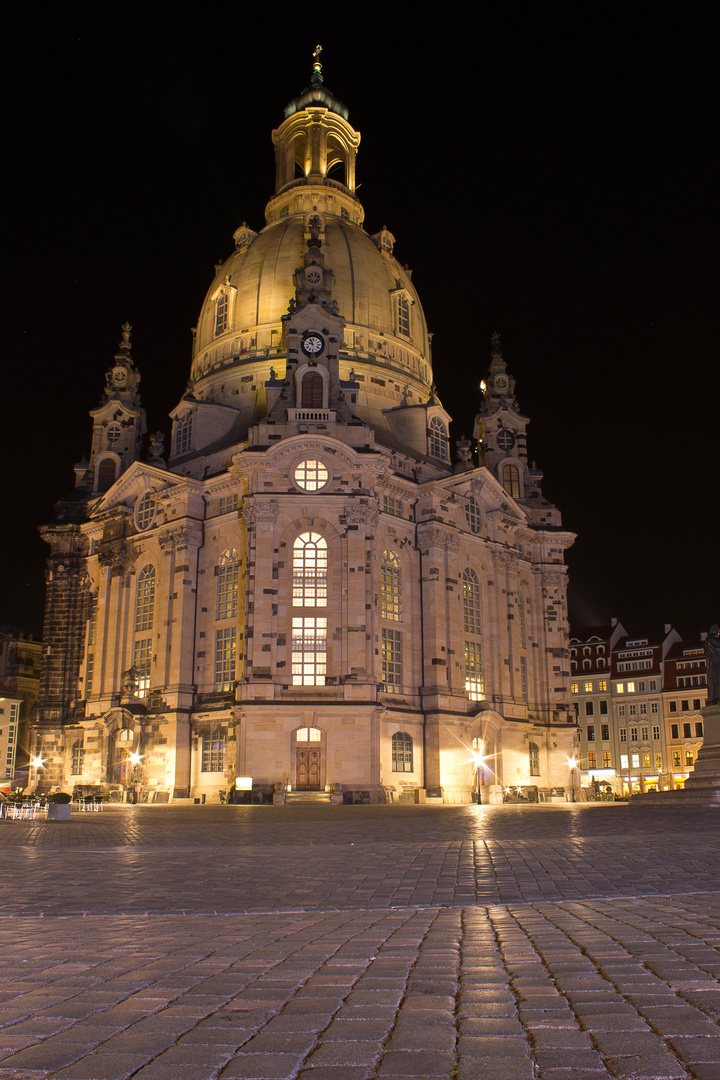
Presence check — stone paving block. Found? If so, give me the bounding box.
[295,1069,372,1080]
[321,1019,394,1041]
[220,1053,306,1078]
[457,1035,530,1058]
[0,1041,85,1069]
[533,1048,608,1070]
[51,1052,152,1078]
[668,1035,720,1062]
[459,1017,525,1036]
[604,1054,689,1078]
[305,1040,382,1065]
[130,1066,223,1080]
[531,1027,594,1048]
[690,1066,720,1080]
[375,1050,454,1075]
[458,1056,535,1079]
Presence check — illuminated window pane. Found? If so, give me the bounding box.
[603,752,611,767]
[291,617,327,686]
[216,549,239,621]
[294,459,329,491]
[685,750,694,766]
[293,533,327,607]
[214,627,236,691]
[588,752,597,768]
[135,565,155,632]
[383,495,403,517]
[381,628,402,693]
[463,568,481,635]
[465,640,484,701]
[71,741,84,776]
[380,551,401,621]
[219,493,238,515]
[175,412,193,455]
[133,637,152,697]
[391,731,413,772]
[202,729,225,772]
[529,741,540,775]
[296,727,322,742]
[215,293,228,336]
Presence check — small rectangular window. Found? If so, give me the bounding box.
[586,725,595,742]
[585,701,594,716]
[671,723,679,740]
[599,700,608,715]
[588,752,597,768]
[673,750,681,768]
[695,721,704,738]
[601,724,609,741]
[620,728,627,742]
[620,754,629,769]
[669,700,678,713]
[652,725,660,741]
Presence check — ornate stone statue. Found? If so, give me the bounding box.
[122,667,138,698]
[705,625,720,704]
[454,436,473,473]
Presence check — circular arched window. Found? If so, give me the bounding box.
[294,459,329,491]
[106,423,121,445]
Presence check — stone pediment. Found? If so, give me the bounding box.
[89,461,198,518]
[442,467,529,523]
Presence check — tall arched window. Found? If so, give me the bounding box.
[463,568,481,634]
[428,416,448,461]
[175,412,193,455]
[529,742,540,776]
[397,295,411,337]
[135,565,155,632]
[215,292,228,336]
[502,463,520,498]
[301,371,324,408]
[216,549,239,621]
[96,458,117,493]
[293,533,327,608]
[380,551,401,621]
[71,739,84,776]
[391,731,413,772]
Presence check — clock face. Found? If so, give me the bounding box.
[112,368,127,384]
[494,375,508,391]
[305,268,322,285]
[302,333,324,356]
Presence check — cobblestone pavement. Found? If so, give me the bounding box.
[0,804,718,1079]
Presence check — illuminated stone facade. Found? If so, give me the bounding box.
[34,61,577,804]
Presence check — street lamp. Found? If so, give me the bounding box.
[567,756,578,803]
[470,742,485,804]
[30,755,44,794]
[129,752,142,804]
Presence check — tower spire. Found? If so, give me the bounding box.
[312,44,323,84]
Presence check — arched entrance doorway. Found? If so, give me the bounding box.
[295,726,324,791]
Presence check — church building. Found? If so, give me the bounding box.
[33,54,577,804]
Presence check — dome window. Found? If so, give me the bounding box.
[214,293,228,337]
[175,412,193,456]
[428,417,449,462]
[135,493,157,531]
[397,295,411,338]
[501,463,521,498]
[294,459,329,492]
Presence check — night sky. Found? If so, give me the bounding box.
[3,9,718,641]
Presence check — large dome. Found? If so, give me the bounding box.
[187,80,434,442]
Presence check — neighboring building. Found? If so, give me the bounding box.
[32,57,577,804]
[0,691,22,788]
[0,628,42,783]
[571,620,626,787]
[662,640,707,789]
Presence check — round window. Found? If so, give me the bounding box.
[106,423,121,444]
[496,429,515,451]
[135,492,157,531]
[465,496,482,534]
[294,459,329,491]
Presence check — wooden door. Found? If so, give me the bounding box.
[296,748,321,791]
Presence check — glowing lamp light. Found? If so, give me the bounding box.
[31,755,44,769]
[129,752,142,766]
[567,757,578,771]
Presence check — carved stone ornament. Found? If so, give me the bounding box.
[417,528,457,554]
[344,503,380,528]
[97,546,127,574]
[542,571,567,590]
[241,499,279,532]
[491,549,519,571]
[158,526,198,554]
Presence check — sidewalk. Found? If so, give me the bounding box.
[0,804,718,1079]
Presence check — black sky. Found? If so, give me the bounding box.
[3,7,718,640]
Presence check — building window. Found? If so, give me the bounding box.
[600,700,608,715]
[620,754,629,769]
[380,551,401,621]
[520,656,528,703]
[383,495,403,517]
[219,494,238,515]
[655,753,662,770]
[627,681,635,693]
[598,680,607,692]
[292,617,327,686]
[301,371,324,408]
[97,458,117,492]
[630,727,638,741]
[135,565,155,632]
[106,423,121,445]
[465,497,482,534]
[294,459,329,491]
[214,627,236,691]
[517,599,526,649]
[631,753,640,768]
[428,416,449,461]
[502,463,520,498]
[529,742,540,776]
[620,729,627,742]
[669,700,678,713]
[215,293,228,336]
[391,731,413,772]
[296,727,321,742]
[135,493,157,531]
[381,629,402,693]
[640,703,647,715]
[71,740,84,776]
[649,679,657,690]
[293,533,327,607]
[651,702,658,713]
[618,705,625,717]
[629,705,636,716]
[584,681,593,693]
[587,725,595,742]
[571,682,578,694]
[216,549,239,621]
[583,659,591,669]
[673,751,682,768]
[652,725,660,741]
[685,750,694,767]
[463,568,481,635]
[588,752,597,769]
[133,637,152,697]
[465,640,484,700]
[603,752,611,768]
[693,699,702,711]
[696,721,704,738]
[683,723,692,739]
[671,723,679,740]
[641,752,651,767]
[601,724,609,741]
[202,729,225,772]
[641,726,649,741]
[175,412,193,455]
[585,701,594,717]
[397,295,410,337]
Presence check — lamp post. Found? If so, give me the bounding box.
[470,744,484,804]
[30,754,44,795]
[567,756,579,803]
[129,752,142,804]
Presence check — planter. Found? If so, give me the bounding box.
[47,804,71,821]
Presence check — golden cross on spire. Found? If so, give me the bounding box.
[313,44,323,80]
